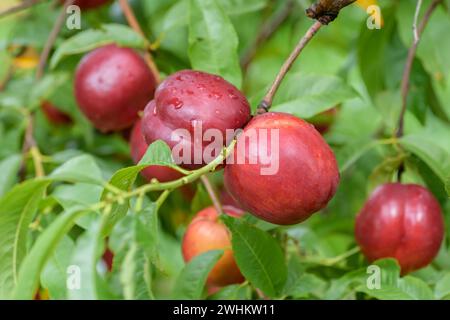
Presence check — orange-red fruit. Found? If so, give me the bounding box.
[355,183,444,274]
[41,101,72,125]
[182,206,244,287]
[74,44,156,132]
[224,112,339,225]
[129,119,182,182]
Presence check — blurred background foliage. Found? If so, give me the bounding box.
[0,0,449,300]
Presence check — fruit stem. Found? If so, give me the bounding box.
[200,175,223,215]
[35,0,76,80]
[256,20,323,114]
[396,0,443,138]
[0,0,43,19]
[118,0,161,84]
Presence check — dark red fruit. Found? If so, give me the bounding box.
[220,189,245,216]
[63,0,111,10]
[41,101,72,125]
[307,107,337,134]
[141,70,251,169]
[102,248,114,272]
[130,119,182,182]
[355,183,444,274]
[75,44,156,132]
[182,206,244,287]
[224,112,339,225]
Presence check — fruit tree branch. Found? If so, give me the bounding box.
[0,0,44,19]
[256,20,322,114]
[256,0,357,114]
[241,0,295,72]
[36,0,76,80]
[396,0,443,138]
[118,0,161,84]
[200,175,223,215]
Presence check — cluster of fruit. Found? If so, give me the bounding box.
[40,0,444,290]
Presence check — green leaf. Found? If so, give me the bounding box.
[172,250,223,299]
[40,236,75,300]
[335,138,379,172]
[188,0,242,88]
[400,134,450,184]
[208,283,251,300]
[358,276,434,300]
[13,208,86,299]
[138,140,175,167]
[222,215,287,297]
[67,219,112,300]
[217,0,267,15]
[50,155,104,185]
[0,154,21,197]
[120,243,154,300]
[445,176,450,197]
[100,166,142,236]
[134,203,159,262]
[0,179,50,299]
[50,24,146,69]
[190,183,212,214]
[435,272,450,300]
[271,74,357,118]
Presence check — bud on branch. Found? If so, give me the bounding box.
[306,0,357,24]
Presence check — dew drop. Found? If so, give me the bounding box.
[227,89,238,100]
[168,97,183,109]
[212,91,222,99]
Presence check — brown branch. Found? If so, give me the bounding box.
[256,20,322,114]
[396,0,443,138]
[200,175,223,215]
[35,0,76,80]
[241,0,295,72]
[0,0,44,19]
[306,0,356,25]
[118,0,161,84]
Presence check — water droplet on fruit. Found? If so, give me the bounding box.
[153,107,157,115]
[197,84,206,90]
[214,76,221,81]
[227,90,238,99]
[215,110,220,115]
[168,98,183,109]
[176,75,183,81]
[212,91,222,99]
[187,90,194,95]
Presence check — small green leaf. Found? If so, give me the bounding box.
[50,155,104,185]
[435,272,450,300]
[189,0,242,88]
[172,250,223,299]
[208,283,251,300]
[50,24,146,68]
[138,140,175,167]
[13,208,86,299]
[0,179,50,299]
[222,215,287,297]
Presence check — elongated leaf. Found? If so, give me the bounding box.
[50,155,104,185]
[0,179,50,299]
[134,203,159,262]
[0,154,21,197]
[208,283,251,300]
[13,208,86,299]
[222,215,287,297]
[189,0,242,88]
[400,134,450,184]
[50,24,146,68]
[67,219,112,300]
[172,250,223,299]
[40,236,75,299]
[120,243,154,300]
[271,74,357,118]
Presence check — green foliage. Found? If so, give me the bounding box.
[0,0,449,301]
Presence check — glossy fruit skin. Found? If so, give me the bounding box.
[224,112,339,225]
[65,0,111,10]
[141,70,251,169]
[130,119,182,182]
[355,183,444,274]
[41,101,72,125]
[75,44,156,132]
[182,206,244,287]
